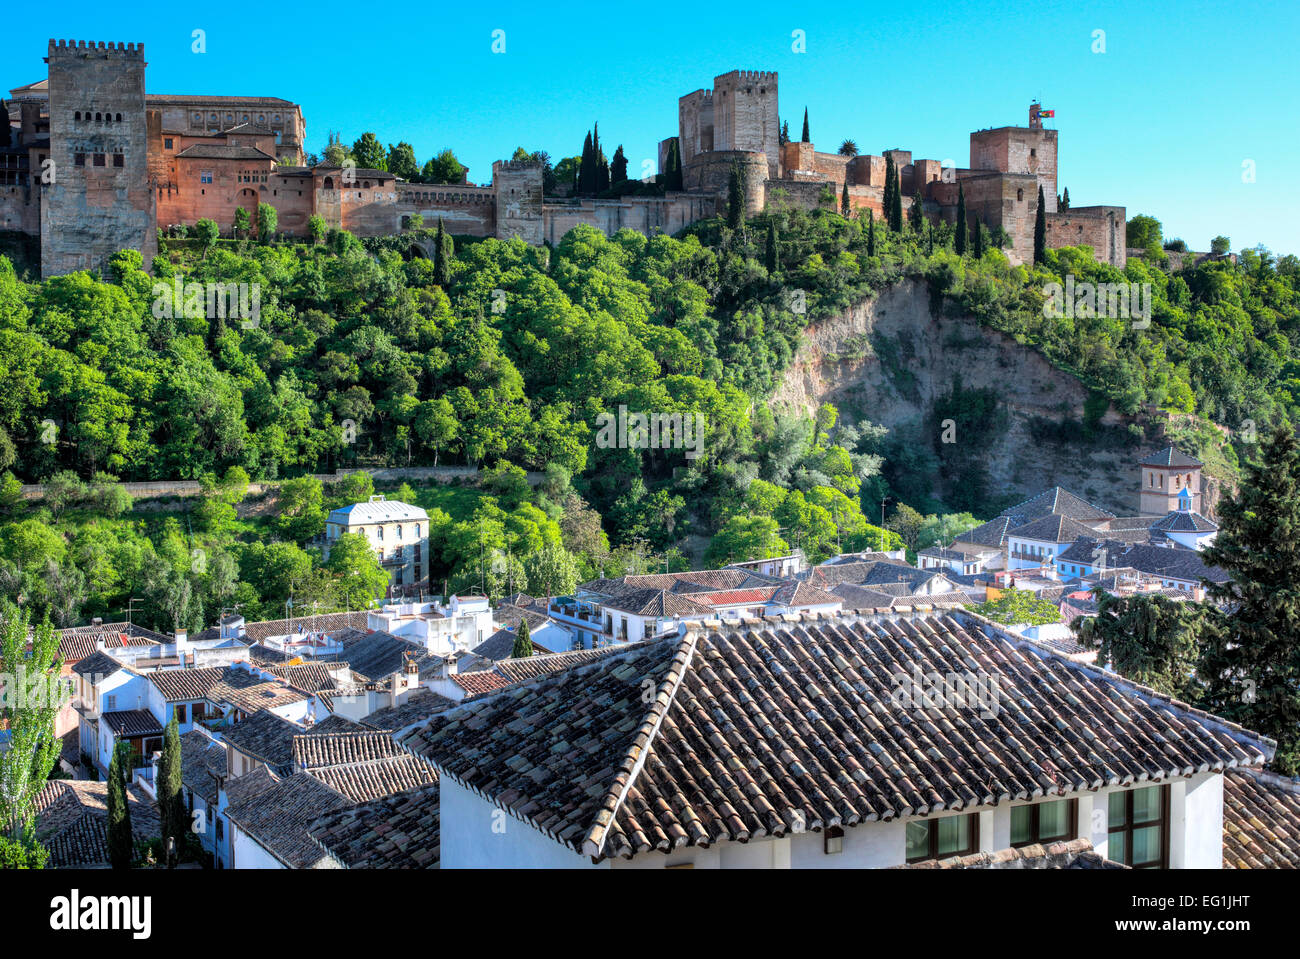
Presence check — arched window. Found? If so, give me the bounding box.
[396,525,403,539]
[1017,189,1024,201]
[323,176,334,189]
[377,526,384,541]
[115,113,122,122]
[95,112,102,122]
[74,111,81,121]
[415,524,421,538]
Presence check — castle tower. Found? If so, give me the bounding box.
[969,102,1058,213]
[492,159,543,244]
[41,40,156,278]
[711,71,779,178]
[1138,446,1203,516]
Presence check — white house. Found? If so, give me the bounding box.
[325,495,430,592]
[400,608,1269,869]
[367,595,494,657]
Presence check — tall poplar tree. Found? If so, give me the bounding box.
[1198,426,1300,775]
[801,108,810,143]
[765,219,779,273]
[889,168,904,233]
[727,161,746,230]
[841,181,850,217]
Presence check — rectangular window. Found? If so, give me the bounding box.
[175,703,188,724]
[105,694,117,711]
[905,812,979,863]
[164,138,173,149]
[113,154,124,167]
[1010,798,1077,846]
[93,153,105,166]
[1108,785,1170,868]
[200,171,213,184]
[74,153,86,167]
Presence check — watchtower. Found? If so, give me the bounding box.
[41,40,155,277]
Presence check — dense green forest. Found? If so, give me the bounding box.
[0,197,1295,632]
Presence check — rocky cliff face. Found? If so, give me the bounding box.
[770,279,1148,515]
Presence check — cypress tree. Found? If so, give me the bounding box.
[107,742,134,869]
[927,222,934,255]
[889,168,904,233]
[512,617,534,658]
[1199,426,1300,775]
[611,145,628,185]
[1034,185,1047,264]
[972,216,984,257]
[883,156,896,230]
[954,182,967,255]
[582,130,595,194]
[866,209,876,257]
[909,189,924,232]
[765,219,779,273]
[801,108,810,143]
[433,217,453,286]
[780,120,790,145]
[596,152,610,193]
[840,181,850,218]
[666,138,683,191]
[1061,186,1070,210]
[727,161,746,230]
[156,716,185,866]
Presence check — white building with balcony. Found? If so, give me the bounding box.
[324,496,430,593]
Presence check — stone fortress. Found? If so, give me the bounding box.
[2,41,1125,278]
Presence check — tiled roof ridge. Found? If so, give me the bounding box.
[1233,764,1300,793]
[581,633,701,860]
[954,609,1277,756]
[677,608,1276,760]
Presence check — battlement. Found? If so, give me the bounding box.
[715,70,778,84]
[47,39,145,59]
[492,158,544,174]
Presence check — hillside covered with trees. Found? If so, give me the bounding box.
[0,194,1295,632]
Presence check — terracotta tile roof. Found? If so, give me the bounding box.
[293,731,402,769]
[224,772,349,868]
[102,709,164,739]
[492,646,622,684]
[220,763,279,807]
[899,837,1126,869]
[148,666,226,702]
[340,631,438,683]
[31,780,159,867]
[195,611,369,644]
[1008,514,1098,544]
[179,730,228,805]
[955,516,1016,549]
[206,668,310,713]
[472,626,555,661]
[400,610,1271,862]
[1223,768,1300,868]
[309,782,440,869]
[451,669,514,697]
[361,688,457,733]
[1140,446,1202,468]
[307,713,364,734]
[309,754,438,804]
[771,581,844,607]
[1149,511,1218,533]
[1116,544,1230,584]
[53,623,166,663]
[175,143,276,161]
[264,663,342,692]
[1000,487,1116,525]
[221,709,303,770]
[689,586,779,606]
[71,649,125,678]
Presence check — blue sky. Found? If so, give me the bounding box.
[5,0,1296,254]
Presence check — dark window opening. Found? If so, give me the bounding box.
[905,813,979,863]
[1010,798,1077,846]
[1107,785,1170,868]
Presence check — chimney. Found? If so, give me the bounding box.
[437,654,458,680]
